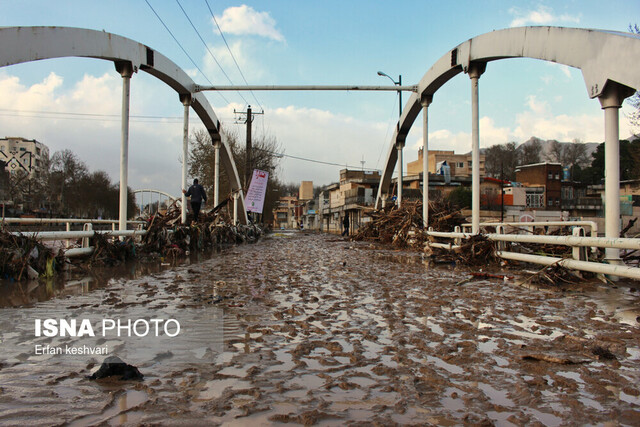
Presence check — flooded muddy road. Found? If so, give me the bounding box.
[1,232,639,425]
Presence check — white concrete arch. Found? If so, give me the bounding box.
[376,26,640,207]
[0,26,248,224]
[133,189,180,201]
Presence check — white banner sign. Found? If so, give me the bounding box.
[245,169,269,213]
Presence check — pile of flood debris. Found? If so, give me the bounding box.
[0,232,57,281]
[352,199,466,248]
[0,198,263,280]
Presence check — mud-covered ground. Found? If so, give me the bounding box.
[0,231,639,426]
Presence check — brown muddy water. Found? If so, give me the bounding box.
[0,231,639,426]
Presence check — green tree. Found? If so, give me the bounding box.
[582,139,640,184]
[447,186,472,209]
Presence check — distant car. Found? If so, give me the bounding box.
[280,225,285,230]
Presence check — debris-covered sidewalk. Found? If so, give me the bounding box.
[0,202,263,282]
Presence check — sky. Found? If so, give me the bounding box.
[1,0,639,197]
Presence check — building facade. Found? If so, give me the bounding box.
[407,148,485,178]
[0,137,50,179]
[515,162,562,210]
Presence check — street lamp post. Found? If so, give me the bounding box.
[377,71,402,120]
[378,71,403,208]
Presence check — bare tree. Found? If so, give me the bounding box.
[545,140,563,163]
[188,129,283,223]
[562,139,590,169]
[624,24,640,132]
[518,138,542,166]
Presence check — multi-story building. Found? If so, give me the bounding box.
[407,147,485,178]
[515,162,562,210]
[0,137,49,179]
[299,181,314,201]
[272,196,299,229]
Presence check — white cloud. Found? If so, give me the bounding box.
[215,5,284,42]
[202,40,264,83]
[509,5,580,27]
[0,72,185,197]
[410,116,511,155]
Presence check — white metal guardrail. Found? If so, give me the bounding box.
[425,222,640,280]
[2,217,145,228]
[9,229,147,258]
[461,221,598,237]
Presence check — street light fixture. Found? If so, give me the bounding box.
[378,71,404,208]
[377,71,402,119]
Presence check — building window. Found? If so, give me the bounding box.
[36,147,41,155]
[548,172,552,179]
[555,199,560,206]
[554,173,559,180]
[457,162,464,168]
[467,161,472,168]
[548,198,553,207]
[19,147,26,151]
[526,194,544,208]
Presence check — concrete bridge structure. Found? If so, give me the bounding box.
[374,26,640,266]
[0,26,248,228]
[2,26,640,277]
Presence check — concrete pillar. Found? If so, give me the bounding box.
[468,62,486,234]
[214,141,221,207]
[396,141,405,208]
[115,61,134,233]
[233,191,239,225]
[180,94,191,224]
[598,81,635,265]
[421,95,432,228]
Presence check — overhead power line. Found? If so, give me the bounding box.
[255,147,381,171]
[205,0,264,112]
[0,108,210,123]
[143,0,230,104]
[174,0,249,106]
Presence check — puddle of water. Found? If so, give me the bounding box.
[441,388,466,412]
[557,370,585,384]
[426,356,464,375]
[348,376,377,388]
[286,374,325,391]
[579,397,604,411]
[69,390,147,427]
[196,378,251,401]
[478,382,515,407]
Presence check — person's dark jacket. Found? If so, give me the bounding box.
[185,184,207,203]
[343,215,349,227]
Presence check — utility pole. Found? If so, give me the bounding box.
[234,105,264,189]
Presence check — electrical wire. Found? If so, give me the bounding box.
[174,0,249,106]
[205,0,264,112]
[255,147,381,171]
[375,94,399,170]
[0,108,228,123]
[143,0,230,105]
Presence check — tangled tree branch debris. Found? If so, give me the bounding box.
[351,199,609,284]
[0,196,263,281]
[352,199,465,249]
[352,199,496,265]
[0,232,58,281]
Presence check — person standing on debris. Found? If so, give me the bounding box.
[341,214,350,237]
[182,178,207,222]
